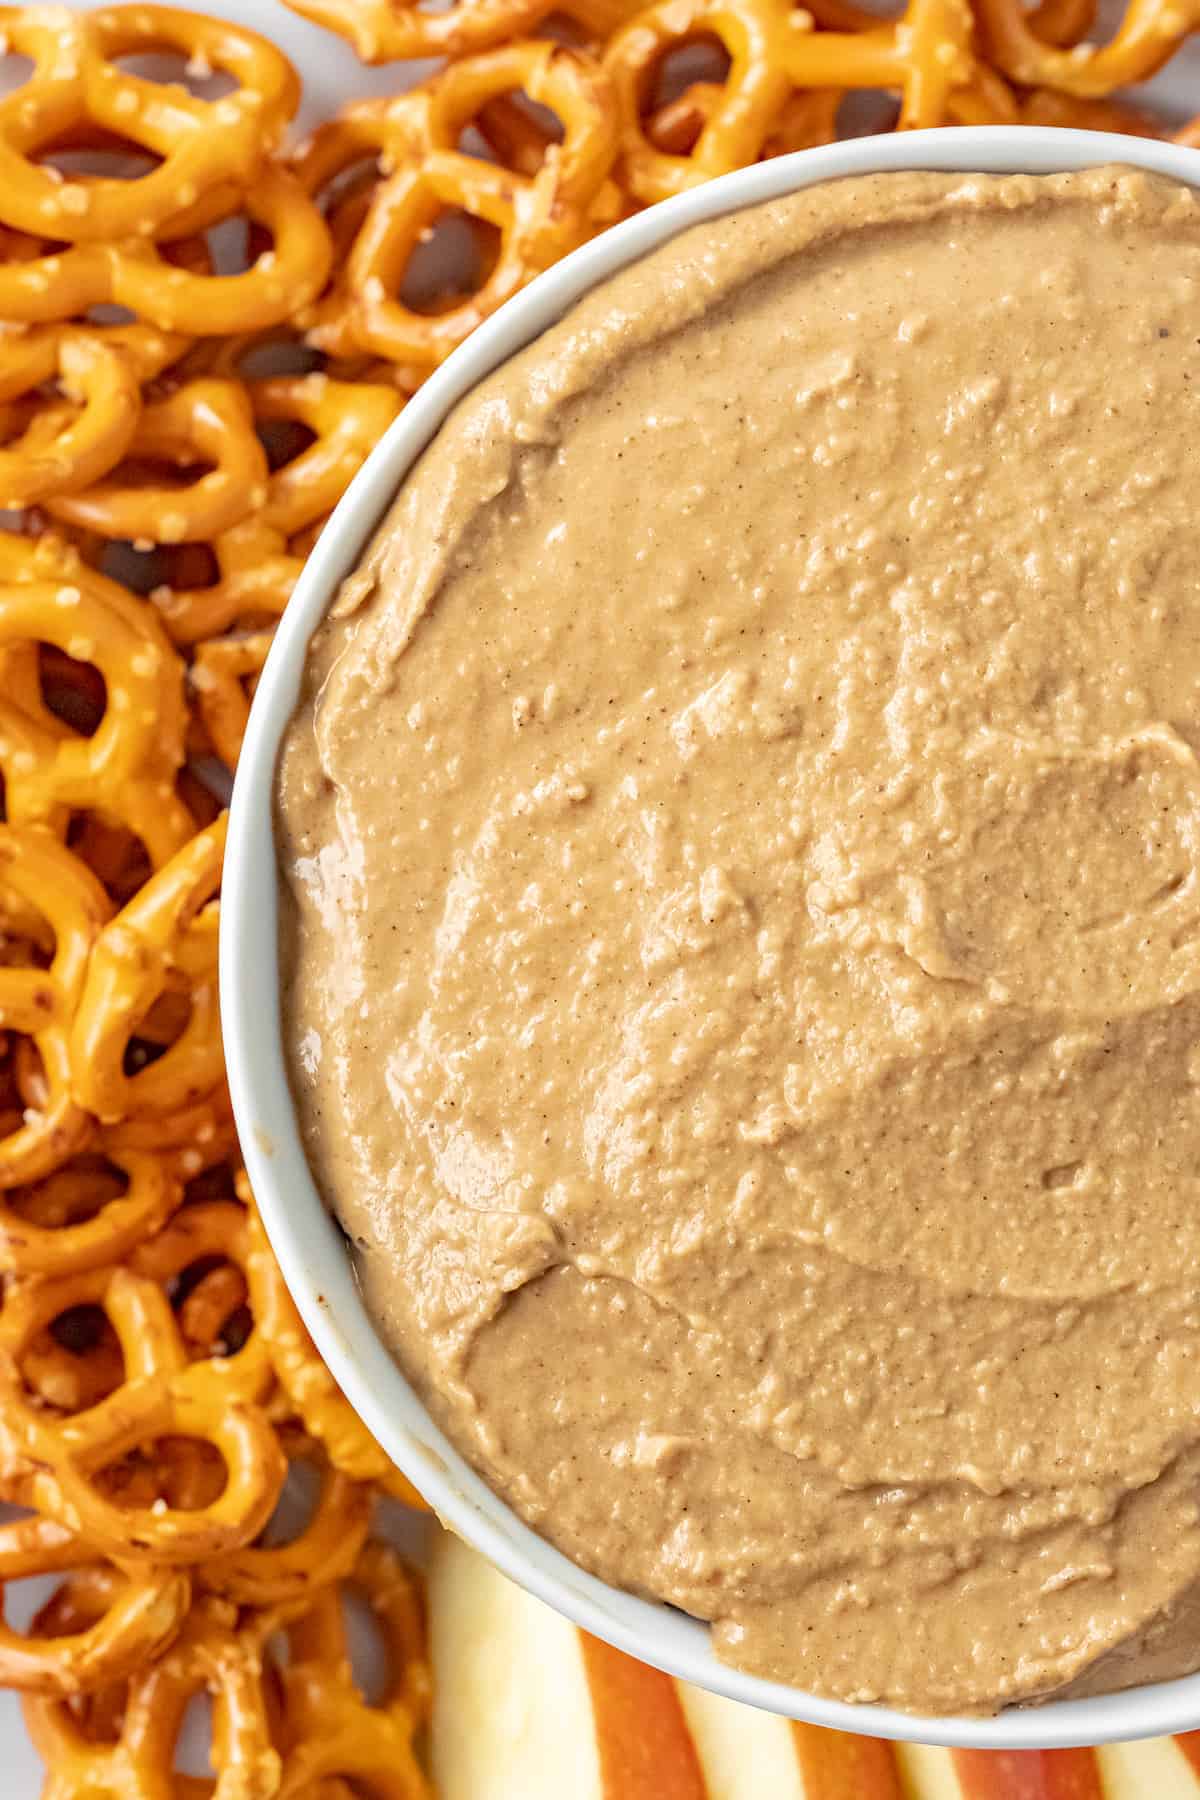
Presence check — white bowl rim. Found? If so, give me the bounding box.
[222,124,1200,1749]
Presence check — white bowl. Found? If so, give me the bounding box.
[223,125,1200,1748]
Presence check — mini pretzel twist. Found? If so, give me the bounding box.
[606,0,982,203]
[273,1540,433,1800]
[605,0,798,200]
[103,1083,238,1183]
[44,378,270,545]
[0,1141,179,1276]
[0,318,190,511]
[0,329,141,508]
[646,79,841,157]
[282,0,641,61]
[0,167,333,334]
[70,816,226,1126]
[243,1181,427,1509]
[150,374,402,759]
[128,1195,274,1396]
[0,538,194,867]
[23,1596,281,1800]
[0,5,299,243]
[15,1279,126,1412]
[1020,87,1165,132]
[975,0,1200,95]
[151,370,399,648]
[0,1235,285,1563]
[202,1430,376,1608]
[300,42,619,371]
[0,827,111,1189]
[0,1513,190,1696]
[0,318,188,398]
[190,628,273,772]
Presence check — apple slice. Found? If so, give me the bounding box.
[1100,1738,1200,1797]
[428,1530,703,1798]
[791,1721,905,1796]
[676,1681,807,1799]
[951,1749,1103,1799]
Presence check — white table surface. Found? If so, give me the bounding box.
[3,1,1200,1789]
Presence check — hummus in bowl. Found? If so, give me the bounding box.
[223,127,1200,1745]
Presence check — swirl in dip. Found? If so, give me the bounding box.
[276,166,1200,1716]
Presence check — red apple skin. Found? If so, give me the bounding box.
[951,1749,1104,1799]
[580,1633,709,1798]
[1177,1735,1200,1777]
[791,1721,905,1796]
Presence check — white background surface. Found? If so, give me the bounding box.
[3,1,1200,1789]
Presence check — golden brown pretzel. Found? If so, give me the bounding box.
[70,817,226,1126]
[0,1143,179,1277]
[0,168,333,334]
[16,1286,126,1414]
[0,1513,189,1696]
[0,5,298,242]
[300,43,619,370]
[646,79,840,156]
[151,372,401,652]
[272,1541,433,1800]
[605,0,797,199]
[282,0,640,61]
[23,1596,281,1800]
[605,0,982,203]
[0,541,193,868]
[202,1433,376,1607]
[0,330,141,509]
[128,1196,274,1395]
[974,0,1200,95]
[190,629,272,773]
[44,379,270,545]
[0,828,110,1190]
[103,1083,238,1183]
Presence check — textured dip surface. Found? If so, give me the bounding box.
[277,166,1200,1715]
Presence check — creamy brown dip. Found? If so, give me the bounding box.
[276,165,1200,1715]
